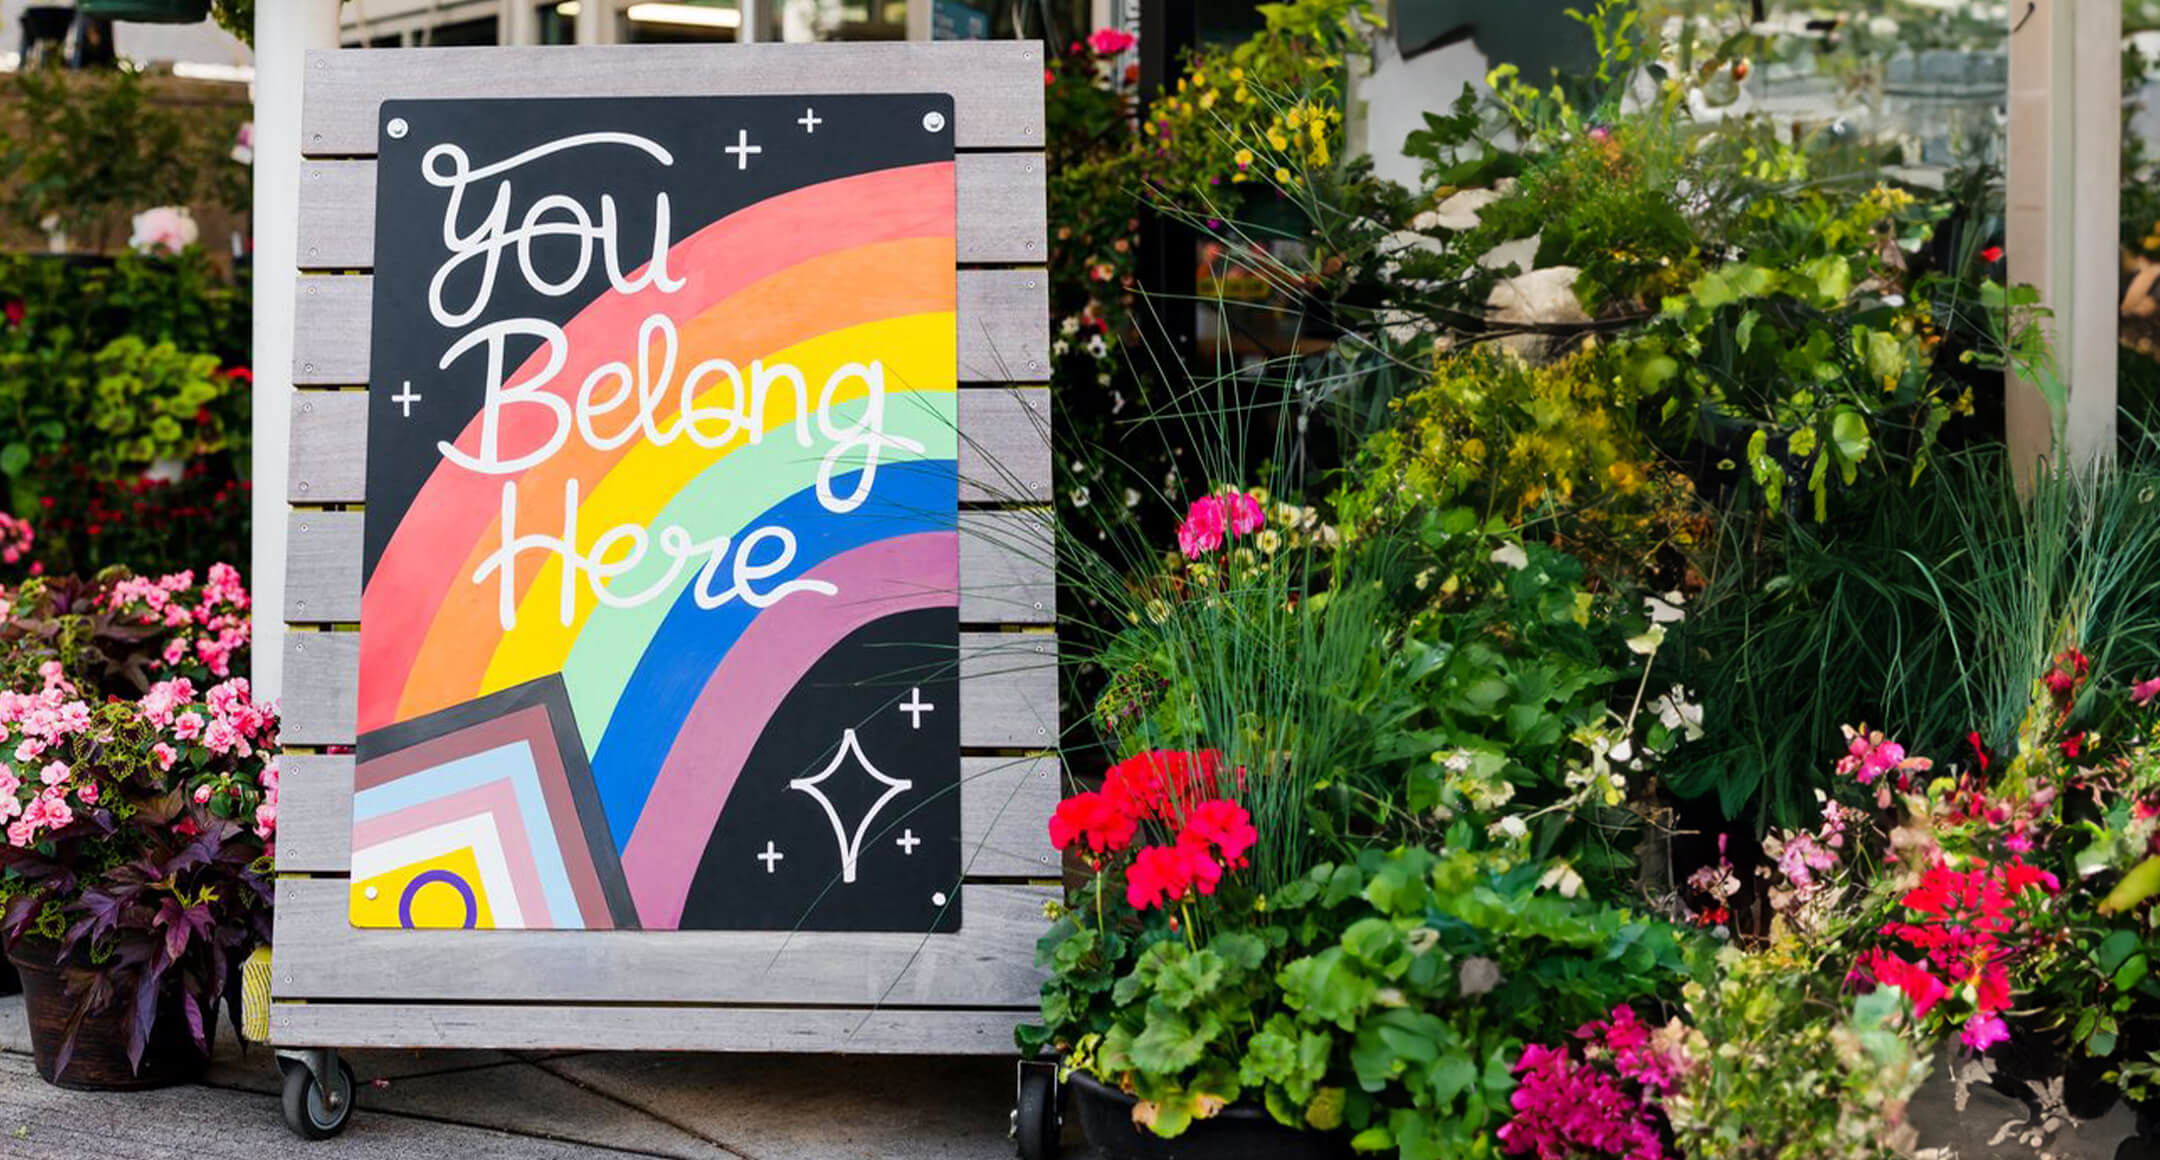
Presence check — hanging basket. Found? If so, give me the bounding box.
[77,0,211,24]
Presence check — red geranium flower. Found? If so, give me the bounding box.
[1048,789,1136,855]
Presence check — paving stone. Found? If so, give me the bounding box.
[333,1057,740,1159]
[0,1050,679,1160]
[542,1051,1016,1160]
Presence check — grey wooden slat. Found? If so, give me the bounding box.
[271,1002,1030,1053]
[275,753,1058,877]
[270,877,1053,1005]
[283,509,1050,624]
[279,630,1056,748]
[297,153,1046,270]
[287,387,1051,503]
[302,43,1046,155]
[294,270,1049,384]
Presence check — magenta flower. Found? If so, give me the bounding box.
[2133,676,2160,706]
[1087,27,1136,55]
[1176,498,1228,559]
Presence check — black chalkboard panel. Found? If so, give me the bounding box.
[348,94,965,934]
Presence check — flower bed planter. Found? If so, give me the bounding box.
[7,939,209,1091]
[1067,1072,1353,1160]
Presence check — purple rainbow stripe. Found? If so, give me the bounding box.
[620,532,959,928]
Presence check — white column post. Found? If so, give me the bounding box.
[577,0,617,43]
[2006,0,2120,479]
[504,0,541,44]
[250,1,343,702]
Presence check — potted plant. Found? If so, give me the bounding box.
[0,565,274,1089]
[1020,745,1697,1158]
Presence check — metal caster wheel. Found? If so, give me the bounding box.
[1012,1060,1060,1160]
[280,1051,357,1140]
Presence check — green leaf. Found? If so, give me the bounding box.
[1830,409,1871,485]
[1305,1087,1346,1131]
[1279,947,1379,1030]
[0,443,27,476]
[1212,932,1267,971]
[1156,950,1228,1011]
[1130,1008,1217,1074]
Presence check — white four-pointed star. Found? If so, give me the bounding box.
[786,729,913,884]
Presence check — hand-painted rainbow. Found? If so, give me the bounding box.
[354,161,959,930]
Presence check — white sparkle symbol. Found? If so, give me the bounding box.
[899,687,935,730]
[787,729,912,884]
[896,829,921,855]
[392,380,423,417]
[725,128,762,170]
[797,107,822,133]
[757,841,785,873]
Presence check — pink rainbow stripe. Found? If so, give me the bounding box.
[621,532,959,928]
[351,775,559,927]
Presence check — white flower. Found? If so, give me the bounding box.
[129,206,198,255]
[1539,862,1584,898]
[1643,591,1687,624]
[1086,333,1109,359]
[1625,625,1667,655]
[1060,315,1081,336]
[1068,486,1090,508]
[1653,685,1706,742]
[1492,815,1528,841]
[1490,542,1530,570]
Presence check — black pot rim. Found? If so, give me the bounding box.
[1065,1068,1281,1125]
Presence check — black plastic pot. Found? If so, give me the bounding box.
[0,954,18,997]
[1067,1072,1353,1160]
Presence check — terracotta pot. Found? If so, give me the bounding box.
[1068,1071,1353,1160]
[7,939,209,1091]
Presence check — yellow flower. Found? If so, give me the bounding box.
[1286,108,1305,129]
[1268,132,1289,150]
[1274,166,1292,183]
[1200,90,1218,109]
[1230,67,1245,81]
[1234,87,1250,103]
[1234,148,1254,166]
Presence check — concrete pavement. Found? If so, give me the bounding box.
[0,995,1034,1159]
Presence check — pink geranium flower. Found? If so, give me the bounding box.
[1087,27,1136,55]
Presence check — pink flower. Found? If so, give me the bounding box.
[1176,497,1227,559]
[152,743,179,771]
[254,802,277,838]
[1498,1042,1669,1160]
[1961,1013,2010,1052]
[38,761,67,787]
[1858,949,1950,1018]
[6,820,31,847]
[193,784,213,804]
[1087,27,1136,54]
[172,712,205,741]
[2133,676,2160,706]
[75,782,97,805]
[1223,491,1265,534]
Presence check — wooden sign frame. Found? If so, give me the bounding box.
[271,41,1055,1055]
